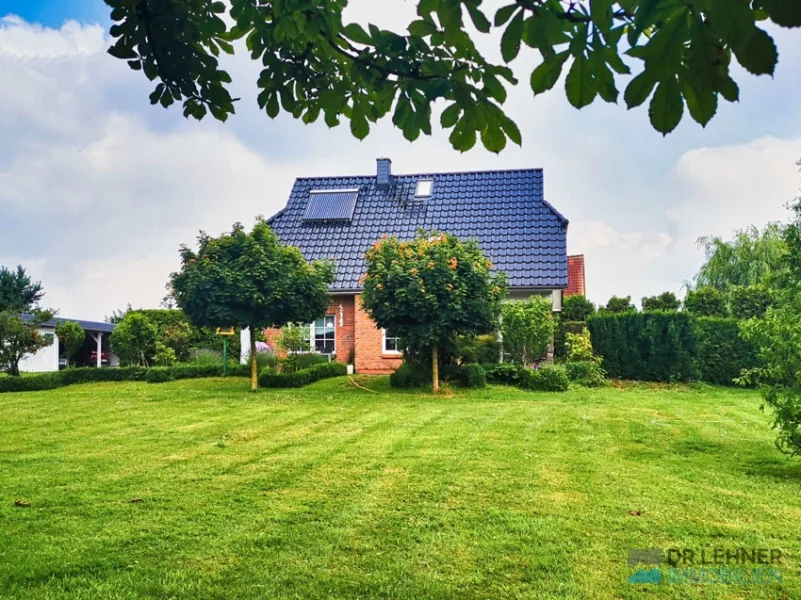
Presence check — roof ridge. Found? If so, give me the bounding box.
[295,167,543,181]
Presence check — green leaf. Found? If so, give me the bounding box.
[590,0,613,32]
[481,123,506,154]
[108,42,137,60]
[350,105,370,140]
[449,117,477,152]
[500,115,522,146]
[565,54,597,109]
[440,103,461,128]
[718,76,740,102]
[530,52,569,95]
[483,74,507,103]
[682,78,717,126]
[624,70,657,108]
[494,4,518,27]
[734,27,778,76]
[466,4,491,33]
[760,0,801,27]
[707,0,756,46]
[343,23,372,45]
[408,19,437,37]
[649,76,683,135]
[266,93,280,119]
[501,11,525,63]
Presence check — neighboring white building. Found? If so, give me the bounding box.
[19,317,118,373]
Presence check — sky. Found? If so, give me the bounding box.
[1,1,800,321]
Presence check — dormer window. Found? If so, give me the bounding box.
[415,179,433,198]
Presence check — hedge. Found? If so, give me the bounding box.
[258,362,347,388]
[587,311,696,382]
[587,312,759,385]
[693,317,759,385]
[0,364,248,394]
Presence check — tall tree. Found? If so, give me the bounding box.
[694,223,787,291]
[106,1,800,151]
[361,231,505,391]
[171,219,334,390]
[560,295,595,322]
[740,195,801,458]
[602,295,636,313]
[0,265,44,312]
[642,291,681,312]
[0,265,53,376]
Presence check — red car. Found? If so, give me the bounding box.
[89,351,110,366]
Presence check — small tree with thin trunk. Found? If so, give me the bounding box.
[110,312,158,366]
[170,219,334,390]
[55,320,85,367]
[361,231,505,392]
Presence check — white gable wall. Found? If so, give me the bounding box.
[18,326,59,373]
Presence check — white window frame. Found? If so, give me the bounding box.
[311,315,336,355]
[382,329,402,355]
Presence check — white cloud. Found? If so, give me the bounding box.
[0,15,105,58]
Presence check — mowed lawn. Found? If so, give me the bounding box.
[1,378,800,600]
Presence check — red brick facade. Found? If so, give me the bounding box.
[264,257,587,375]
[565,255,586,298]
[263,294,400,375]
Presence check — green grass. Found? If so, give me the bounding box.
[1,378,799,599]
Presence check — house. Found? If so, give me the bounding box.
[18,317,117,372]
[247,158,579,375]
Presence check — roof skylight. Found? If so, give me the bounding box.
[415,179,433,198]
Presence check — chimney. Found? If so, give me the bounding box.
[376,157,392,190]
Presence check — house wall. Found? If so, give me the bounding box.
[354,294,403,375]
[18,327,59,373]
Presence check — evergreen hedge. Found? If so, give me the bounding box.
[587,312,759,385]
[693,317,759,385]
[587,311,696,382]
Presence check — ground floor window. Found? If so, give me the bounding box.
[313,316,335,354]
[382,329,401,354]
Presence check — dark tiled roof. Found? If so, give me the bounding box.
[22,314,116,333]
[268,168,568,291]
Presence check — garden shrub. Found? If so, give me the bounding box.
[565,330,595,362]
[282,353,328,373]
[587,311,696,382]
[501,296,554,365]
[560,295,595,322]
[693,317,759,386]
[442,363,486,388]
[566,361,607,387]
[146,367,175,383]
[389,362,430,389]
[483,363,526,386]
[153,342,178,367]
[457,334,500,365]
[684,287,728,317]
[520,364,570,392]
[554,319,586,360]
[259,361,347,388]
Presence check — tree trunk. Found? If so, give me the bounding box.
[432,343,439,392]
[250,326,258,392]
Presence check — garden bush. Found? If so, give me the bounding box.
[587,311,696,382]
[441,363,486,388]
[146,367,176,383]
[566,361,607,387]
[520,365,570,392]
[483,363,526,386]
[554,319,586,360]
[693,317,759,386]
[282,353,328,373]
[0,372,61,393]
[389,362,430,389]
[259,362,347,388]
